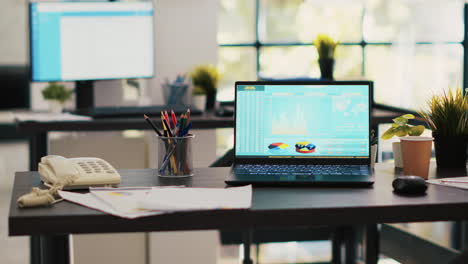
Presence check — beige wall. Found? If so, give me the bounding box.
[150,0,219,105]
[0,0,28,64]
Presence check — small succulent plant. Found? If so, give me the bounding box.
[381,114,425,140]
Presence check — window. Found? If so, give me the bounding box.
[217,0,465,112]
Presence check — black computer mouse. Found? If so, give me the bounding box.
[392,176,428,195]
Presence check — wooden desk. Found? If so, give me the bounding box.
[16,109,401,170]
[9,163,468,264]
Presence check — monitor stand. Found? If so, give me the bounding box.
[75,80,95,113]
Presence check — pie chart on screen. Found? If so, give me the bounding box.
[295,141,316,153]
[268,143,289,154]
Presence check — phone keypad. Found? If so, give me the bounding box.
[77,161,115,174]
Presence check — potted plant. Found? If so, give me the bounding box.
[381,114,425,168]
[41,82,73,113]
[419,89,468,168]
[190,65,220,110]
[370,130,378,168]
[314,34,339,80]
[192,85,207,111]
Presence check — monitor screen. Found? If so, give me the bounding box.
[235,83,370,159]
[30,2,154,82]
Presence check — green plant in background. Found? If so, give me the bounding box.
[419,89,468,136]
[314,34,339,60]
[190,65,220,95]
[41,82,73,103]
[381,114,425,140]
[192,85,206,95]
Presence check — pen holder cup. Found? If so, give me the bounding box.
[162,83,189,105]
[156,135,194,177]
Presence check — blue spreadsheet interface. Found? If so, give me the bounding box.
[235,84,370,158]
[30,2,154,82]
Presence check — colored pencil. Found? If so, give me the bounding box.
[143,114,163,137]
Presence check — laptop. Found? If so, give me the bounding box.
[225,81,374,187]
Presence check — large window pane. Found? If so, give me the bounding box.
[365,44,463,110]
[334,46,363,79]
[259,46,319,79]
[218,47,257,102]
[259,0,363,43]
[259,45,362,80]
[218,0,256,43]
[364,0,464,43]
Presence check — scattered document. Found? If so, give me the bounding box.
[58,188,162,219]
[427,177,468,190]
[90,187,154,215]
[15,112,92,122]
[58,185,252,219]
[139,185,252,211]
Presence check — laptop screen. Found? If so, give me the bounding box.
[235,82,370,159]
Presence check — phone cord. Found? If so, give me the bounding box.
[17,175,78,208]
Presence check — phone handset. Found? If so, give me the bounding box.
[18,155,79,208]
[17,155,121,208]
[38,155,79,187]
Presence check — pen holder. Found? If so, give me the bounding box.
[162,83,189,105]
[157,135,194,177]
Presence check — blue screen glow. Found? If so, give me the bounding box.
[30,2,154,82]
[235,84,370,158]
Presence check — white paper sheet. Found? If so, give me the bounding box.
[90,187,152,214]
[58,189,162,219]
[139,185,252,211]
[59,185,252,219]
[427,177,468,190]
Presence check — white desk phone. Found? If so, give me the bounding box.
[17,155,121,208]
[38,155,121,189]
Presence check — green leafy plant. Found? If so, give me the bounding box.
[381,114,425,140]
[190,65,220,95]
[419,89,468,136]
[41,82,73,103]
[314,34,339,60]
[192,85,206,95]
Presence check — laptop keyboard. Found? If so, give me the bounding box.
[236,164,369,176]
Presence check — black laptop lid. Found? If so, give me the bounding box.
[234,81,372,165]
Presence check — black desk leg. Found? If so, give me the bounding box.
[242,229,253,264]
[463,221,468,250]
[332,227,344,264]
[30,235,70,264]
[451,221,468,251]
[344,226,357,264]
[29,132,48,171]
[363,224,379,264]
[30,236,41,264]
[28,132,49,264]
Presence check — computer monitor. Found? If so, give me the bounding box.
[29,1,154,109]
